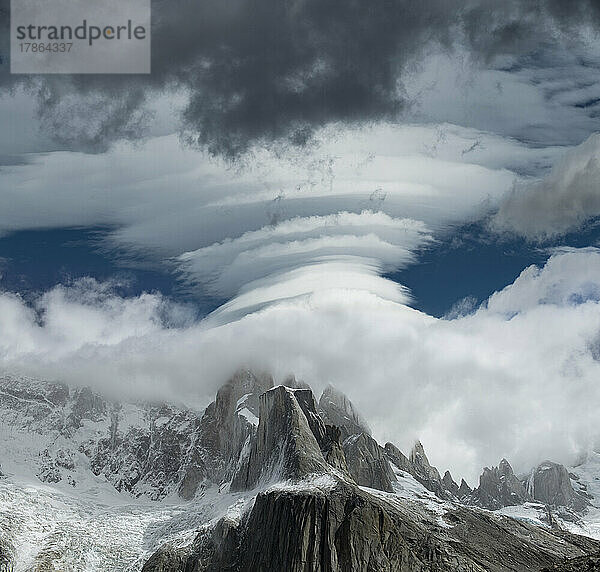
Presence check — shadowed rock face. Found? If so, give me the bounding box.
[384,441,460,499]
[409,441,447,499]
[529,461,589,512]
[541,551,600,571]
[234,384,395,493]
[318,385,371,441]
[470,458,530,510]
[467,458,589,513]
[442,471,459,497]
[384,442,414,474]
[199,369,273,481]
[293,389,350,476]
[0,539,14,572]
[90,370,274,500]
[343,432,396,492]
[231,385,329,491]
[457,478,472,499]
[143,477,600,572]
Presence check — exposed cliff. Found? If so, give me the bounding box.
[527,460,589,512]
[470,458,531,510]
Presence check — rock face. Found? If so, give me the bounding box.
[384,441,459,499]
[88,403,205,500]
[457,478,472,499]
[198,369,273,484]
[528,461,589,512]
[143,378,600,572]
[442,470,459,497]
[318,385,370,440]
[541,551,600,571]
[0,540,14,572]
[1,371,600,572]
[468,459,589,513]
[293,389,350,476]
[408,441,447,498]
[342,432,396,492]
[0,372,274,500]
[231,386,329,490]
[470,458,530,510]
[383,441,414,474]
[0,376,210,499]
[230,382,395,493]
[144,472,600,572]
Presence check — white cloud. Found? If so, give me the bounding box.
[403,41,600,149]
[177,211,431,298]
[1,249,600,485]
[0,123,545,314]
[0,124,523,246]
[493,133,600,239]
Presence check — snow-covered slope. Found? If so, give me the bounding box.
[0,476,256,571]
[0,375,206,500]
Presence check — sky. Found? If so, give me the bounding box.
[1,0,600,483]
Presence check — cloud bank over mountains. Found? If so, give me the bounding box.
[3,127,600,484]
[1,249,600,483]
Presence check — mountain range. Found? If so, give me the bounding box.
[0,371,599,571]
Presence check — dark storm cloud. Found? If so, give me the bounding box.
[1,0,600,156]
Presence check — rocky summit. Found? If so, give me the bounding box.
[0,371,600,571]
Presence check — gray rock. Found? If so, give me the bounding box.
[457,478,472,499]
[282,374,312,390]
[0,375,215,500]
[65,386,107,432]
[383,441,414,474]
[470,458,531,510]
[320,424,350,475]
[199,369,273,482]
[385,441,461,500]
[144,478,600,572]
[343,432,396,492]
[231,385,329,490]
[89,403,204,500]
[0,541,14,572]
[528,461,589,512]
[442,470,459,497]
[541,551,600,571]
[292,388,350,475]
[318,385,370,441]
[409,440,447,498]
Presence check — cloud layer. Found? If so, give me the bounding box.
[0,124,535,309]
[1,249,600,484]
[493,133,600,239]
[2,0,600,155]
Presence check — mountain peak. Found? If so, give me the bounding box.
[470,459,530,510]
[318,384,371,440]
[231,385,329,490]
